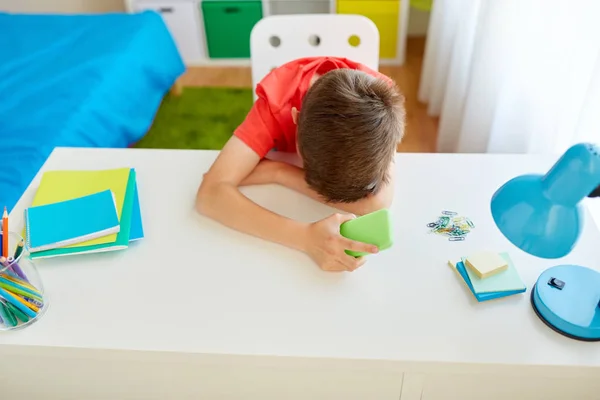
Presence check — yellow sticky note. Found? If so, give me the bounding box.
[465,251,508,279]
[29,168,131,248]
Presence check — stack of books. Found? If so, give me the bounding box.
[23,168,143,259]
[448,251,526,302]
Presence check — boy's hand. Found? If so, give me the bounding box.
[303,213,378,272]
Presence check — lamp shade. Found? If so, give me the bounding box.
[491,143,600,259]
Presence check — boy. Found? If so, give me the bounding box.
[196,57,405,272]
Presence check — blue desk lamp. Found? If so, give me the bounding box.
[491,143,600,341]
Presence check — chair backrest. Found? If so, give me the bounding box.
[250,14,380,99]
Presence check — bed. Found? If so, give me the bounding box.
[0,11,185,212]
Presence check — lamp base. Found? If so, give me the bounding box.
[530,265,600,341]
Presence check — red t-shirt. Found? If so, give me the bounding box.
[234,56,392,158]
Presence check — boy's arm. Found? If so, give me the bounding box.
[195,136,378,271]
[196,137,308,252]
[271,162,395,216]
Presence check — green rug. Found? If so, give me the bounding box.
[133,87,253,150]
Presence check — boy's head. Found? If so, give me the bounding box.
[295,69,405,203]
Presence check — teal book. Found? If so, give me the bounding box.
[25,190,120,253]
[129,177,144,242]
[30,169,137,259]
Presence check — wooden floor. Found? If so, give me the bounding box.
[178,37,438,153]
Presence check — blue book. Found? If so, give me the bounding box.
[129,180,144,242]
[24,190,120,252]
[453,261,525,302]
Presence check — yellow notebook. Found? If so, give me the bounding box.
[29,168,131,248]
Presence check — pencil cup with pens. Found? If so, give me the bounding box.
[0,231,48,331]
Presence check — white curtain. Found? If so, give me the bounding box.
[419,0,600,155]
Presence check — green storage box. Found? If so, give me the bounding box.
[202,0,263,58]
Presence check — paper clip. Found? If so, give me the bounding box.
[428,211,474,240]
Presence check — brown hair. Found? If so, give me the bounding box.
[297,68,405,203]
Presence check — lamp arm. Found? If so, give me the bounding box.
[588,184,600,198]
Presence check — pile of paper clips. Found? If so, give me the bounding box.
[426,211,475,241]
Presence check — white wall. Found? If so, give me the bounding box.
[0,0,124,13]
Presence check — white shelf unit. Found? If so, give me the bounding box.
[126,0,409,67]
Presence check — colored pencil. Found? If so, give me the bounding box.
[0,273,38,292]
[11,293,40,313]
[0,274,40,295]
[6,257,28,282]
[0,287,36,319]
[0,278,42,301]
[2,207,7,258]
[0,268,19,283]
[13,240,24,260]
[0,256,16,278]
[0,300,17,327]
[23,296,43,308]
[4,300,30,323]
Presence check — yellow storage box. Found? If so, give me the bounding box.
[337,0,400,59]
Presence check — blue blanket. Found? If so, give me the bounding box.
[0,11,185,212]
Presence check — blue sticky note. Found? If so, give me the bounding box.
[455,261,524,302]
[461,253,526,294]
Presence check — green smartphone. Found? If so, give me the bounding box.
[339,209,393,257]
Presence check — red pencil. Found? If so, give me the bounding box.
[2,207,8,258]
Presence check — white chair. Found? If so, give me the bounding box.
[249,14,380,100]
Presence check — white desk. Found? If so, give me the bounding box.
[1,148,599,400]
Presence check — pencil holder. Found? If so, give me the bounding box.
[0,231,48,331]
